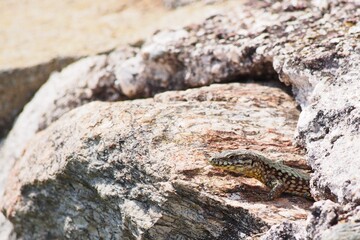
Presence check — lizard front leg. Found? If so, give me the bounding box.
[267,179,286,200]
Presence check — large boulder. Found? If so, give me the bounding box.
[1,0,359,239]
[1,83,310,239]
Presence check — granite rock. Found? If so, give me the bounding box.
[0,0,359,239]
[1,83,310,239]
[0,57,77,137]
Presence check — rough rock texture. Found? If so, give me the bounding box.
[0,0,237,136]
[321,222,360,240]
[1,0,359,239]
[260,220,306,240]
[0,48,135,198]
[306,200,342,239]
[0,57,77,137]
[1,83,311,239]
[305,200,360,239]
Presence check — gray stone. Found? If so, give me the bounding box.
[1,0,360,239]
[260,221,306,240]
[321,222,360,240]
[306,200,360,240]
[1,83,309,239]
[0,213,15,240]
[0,57,78,137]
[0,49,135,199]
[306,200,342,239]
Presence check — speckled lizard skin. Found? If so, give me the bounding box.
[209,150,313,200]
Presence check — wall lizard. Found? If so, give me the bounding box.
[209,150,313,200]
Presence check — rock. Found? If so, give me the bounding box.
[295,53,360,204]
[0,57,78,137]
[0,213,15,240]
[1,0,359,239]
[0,0,234,138]
[0,49,136,199]
[320,222,360,240]
[1,83,310,239]
[162,0,220,9]
[306,200,360,240]
[162,0,199,9]
[260,220,306,240]
[306,200,342,239]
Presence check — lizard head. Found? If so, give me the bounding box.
[209,150,258,173]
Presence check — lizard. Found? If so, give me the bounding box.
[208,149,313,200]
